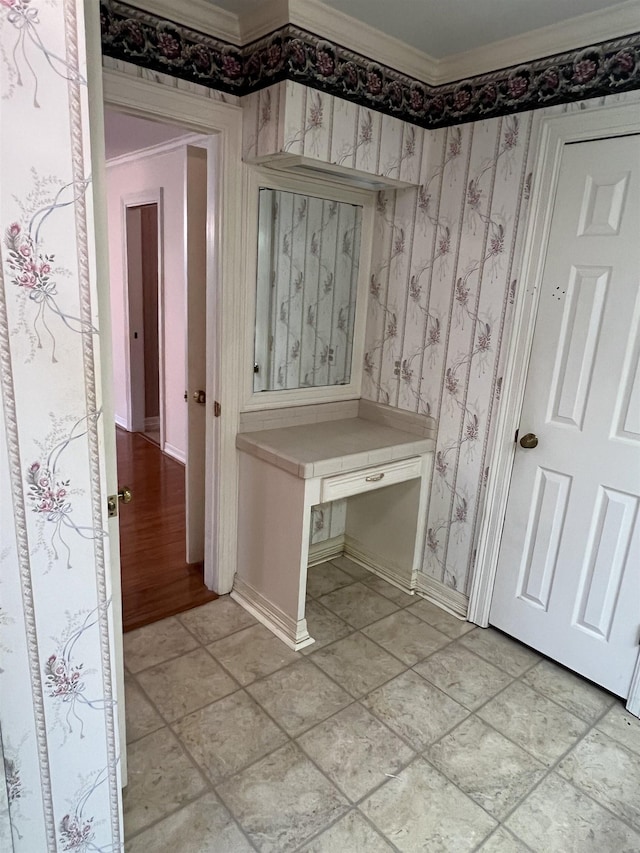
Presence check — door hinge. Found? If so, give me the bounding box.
[214,401,221,418]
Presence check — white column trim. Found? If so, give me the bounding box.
[102,70,244,595]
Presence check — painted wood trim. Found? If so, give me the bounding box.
[626,653,640,718]
[240,166,374,411]
[105,132,207,168]
[308,534,344,566]
[86,0,128,788]
[102,69,244,596]
[415,572,469,619]
[437,0,640,83]
[231,577,314,650]
[125,0,242,43]
[162,441,186,465]
[469,103,640,629]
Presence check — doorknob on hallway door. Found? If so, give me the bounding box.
[193,389,206,405]
[519,433,538,449]
[107,486,132,518]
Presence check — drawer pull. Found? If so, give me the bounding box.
[365,472,385,482]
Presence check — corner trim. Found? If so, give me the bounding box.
[231,577,314,650]
[415,572,469,619]
[308,535,344,566]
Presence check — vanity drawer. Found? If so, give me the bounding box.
[320,456,422,502]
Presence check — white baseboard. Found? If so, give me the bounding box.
[308,535,344,567]
[144,416,160,430]
[343,535,415,597]
[163,442,186,464]
[231,577,314,651]
[114,414,128,429]
[415,572,469,619]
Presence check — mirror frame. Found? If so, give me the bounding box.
[241,166,375,410]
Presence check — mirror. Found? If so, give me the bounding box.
[253,188,363,392]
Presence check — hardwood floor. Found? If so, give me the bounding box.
[116,428,217,632]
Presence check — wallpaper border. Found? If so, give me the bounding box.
[100,0,640,129]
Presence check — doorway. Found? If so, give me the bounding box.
[104,111,216,630]
[125,202,161,446]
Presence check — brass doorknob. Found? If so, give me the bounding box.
[107,486,132,518]
[118,486,132,503]
[193,389,206,405]
[519,433,538,449]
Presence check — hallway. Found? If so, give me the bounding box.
[116,428,216,632]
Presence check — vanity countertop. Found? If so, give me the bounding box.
[236,417,434,479]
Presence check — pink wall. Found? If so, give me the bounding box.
[106,147,187,459]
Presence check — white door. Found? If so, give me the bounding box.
[185,145,208,564]
[490,133,640,698]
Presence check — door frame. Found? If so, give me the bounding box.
[101,70,244,595]
[120,190,165,447]
[468,102,640,711]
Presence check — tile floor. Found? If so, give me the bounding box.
[122,557,640,852]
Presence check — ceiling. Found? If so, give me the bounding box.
[103,110,192,160]
[210,0,628,58]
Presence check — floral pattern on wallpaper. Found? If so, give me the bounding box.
[244,81,640,589]
[25,412,107,572]
[4,178,97,363]
[242,82,425,186]
[255,188,362,391]
[1,2,122,851]
[364,115,533,594]
[100,0,640,129]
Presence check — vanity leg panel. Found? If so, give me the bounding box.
[234,452,313,649]
[410,454,432,587]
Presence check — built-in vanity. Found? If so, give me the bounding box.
[232,158,436,648]
[233,401,434,649]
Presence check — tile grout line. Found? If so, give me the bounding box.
[456,670,639,844]
[123,577,638,849]
[126,637,263,850]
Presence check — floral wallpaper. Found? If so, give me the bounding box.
[1,2,122,850]
[243,81,640,596]
[255,188,362,391]
[99,0,640,129]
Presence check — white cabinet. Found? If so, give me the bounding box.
[233,418,433,649]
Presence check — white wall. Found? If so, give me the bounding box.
[106,147,187,458]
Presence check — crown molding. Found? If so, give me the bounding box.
[129,0,242,44]
[116,0,640,84]
[285,0,439,85]
[104,132,207,168]
[239,0,290,43]
[438,0,640,84]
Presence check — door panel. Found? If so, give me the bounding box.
[185,146,208,564]
[491,134,640,697]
